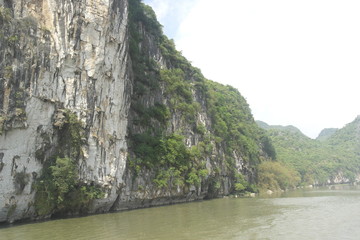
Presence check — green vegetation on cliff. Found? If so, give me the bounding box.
[35,157,103,216]
[127,0,277,194]
[205,81,275,163]
[34,111,104,216]
[128,0,209,191]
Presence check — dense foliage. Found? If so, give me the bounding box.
[257,161,300,190]
[205,81,275,164]
[35,156,104,216]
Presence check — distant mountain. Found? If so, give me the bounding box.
[327,116,360,142]
[316,128,338,141]
[258,116,360,185]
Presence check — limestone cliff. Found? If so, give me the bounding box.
[0,0,273,223]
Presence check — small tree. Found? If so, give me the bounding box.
[50,157,77,206]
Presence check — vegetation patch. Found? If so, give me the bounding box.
[257,161,300,191]
[34,157,104,216]
[233,172,258,194]
[34,110,104,217]
[129,133,207,189]
[205,81,273,164]
[56,110,85,159]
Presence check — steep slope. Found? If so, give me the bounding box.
[0,0,273,223]
[259,116,360,185]
[114,0,274,209]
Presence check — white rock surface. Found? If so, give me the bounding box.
[0,0,131,222]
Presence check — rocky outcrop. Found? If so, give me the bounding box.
[0,0,272,223]
[316,128,338,141]
[0,0,131,223]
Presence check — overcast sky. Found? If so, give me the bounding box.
[143,0,360,138]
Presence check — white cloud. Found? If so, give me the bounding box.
[147,0,360,138]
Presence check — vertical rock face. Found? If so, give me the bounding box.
[111,0,270,210]
[0,0,131,223]
[0,0,273,223]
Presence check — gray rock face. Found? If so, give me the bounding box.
[0,0,131,223]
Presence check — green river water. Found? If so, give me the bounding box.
[1,185,360,240]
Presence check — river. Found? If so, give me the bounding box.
[1,185,360,240]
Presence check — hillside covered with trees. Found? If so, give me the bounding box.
[258,116,360,186]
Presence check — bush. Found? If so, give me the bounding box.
[130,133,208,189]
[149,103,170,124]
[257,161,300,191]
[232,173,257,194]
[34,157,104,216]
[49,157,77,205]
[234,183,246,192]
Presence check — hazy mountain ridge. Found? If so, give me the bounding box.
[256,120,303,135]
